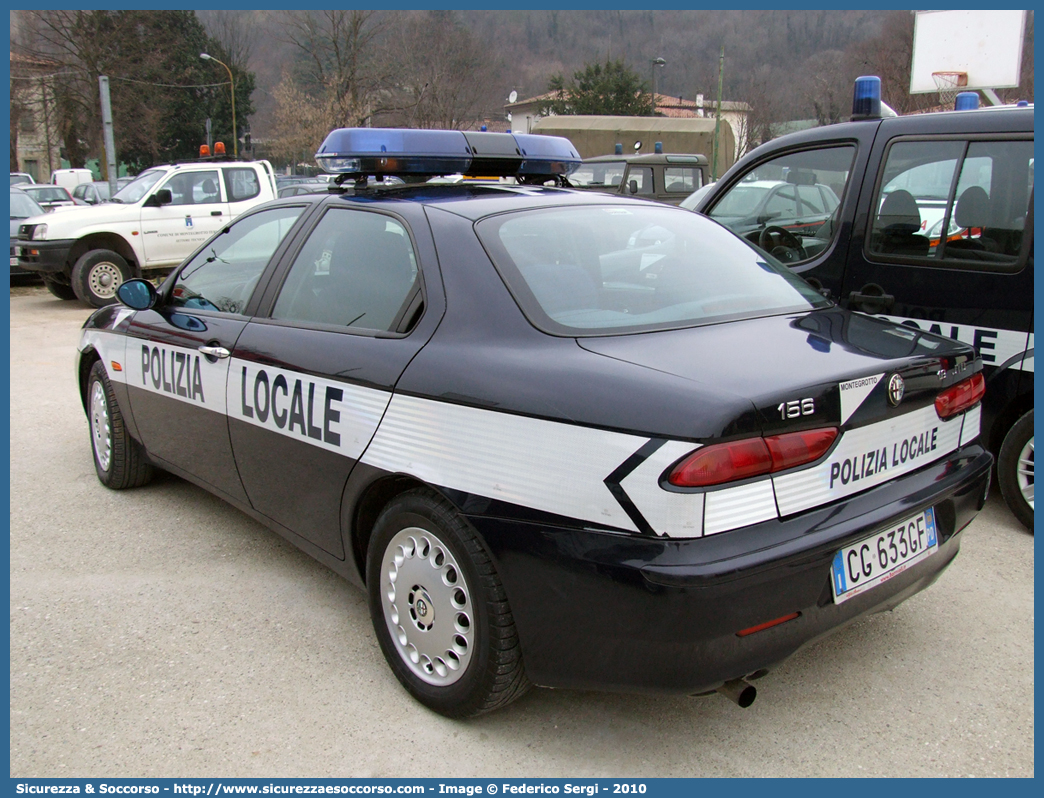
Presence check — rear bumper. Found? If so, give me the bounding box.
[16,239,74,275]
[470,443,993,695]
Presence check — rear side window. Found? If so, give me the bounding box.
[271,208,419,333]
[225,167,261,202]
[869,138,1033,268]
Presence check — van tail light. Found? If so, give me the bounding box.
[668,427,838,488]
[935,372,985,419]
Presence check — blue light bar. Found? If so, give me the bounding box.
[852,76,881,120]
[315,128,581,180]
[954,92,980,111]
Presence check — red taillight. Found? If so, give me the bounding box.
[935,372,985,419]
[668,438,772,487]
[668,427,838,488]
[765,427,838,471]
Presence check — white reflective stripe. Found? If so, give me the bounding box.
[878,316,1033,371]
[124,340,227,413]
[226,358,390,459]
[960,404,982,447]
[619,440,705,538]
[361,394,645,532]
[773,405,963,516]
[79,329,127,384]
[704,480,777,536]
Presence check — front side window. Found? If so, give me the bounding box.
[272,208,420,333]
[869,138,1032,266]
[628,166,654,195]
[476,204,830,336]
[171,205,305,314]
[708,145,855,264]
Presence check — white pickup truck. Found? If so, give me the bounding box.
[16,158,278,306]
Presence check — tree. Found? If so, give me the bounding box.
[278,10,386,128]
[543,59,653,116]
[16,10,255,171]
[383,11,502,129]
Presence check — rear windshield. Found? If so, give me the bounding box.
[28,187,70,202]
[476,204,830,336]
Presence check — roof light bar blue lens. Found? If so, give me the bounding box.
[852,76,881,119]
[511,133,581,176]
[316,129,471,176]
[954,92,980,111]
[315,128,581,179]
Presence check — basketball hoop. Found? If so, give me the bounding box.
[932,71,969,106]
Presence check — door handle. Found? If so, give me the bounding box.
[211,211,223,216]
[198,345,231,359]
[848,284,895,314]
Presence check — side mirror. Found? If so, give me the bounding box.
[144,189,172,207]
[116,278,158,310]
[628,180,639,195]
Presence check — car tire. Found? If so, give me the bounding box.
[43,277,78,300]
[71,249,131,308]
[366,488,531,718]
[998,410,1033,531]
[87,360,153,490]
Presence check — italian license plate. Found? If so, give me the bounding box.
[831,507,938,604]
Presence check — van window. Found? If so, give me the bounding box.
[664,167,701,193]
[869,139,1032,267]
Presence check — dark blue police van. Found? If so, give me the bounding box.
[693,78,1034,529]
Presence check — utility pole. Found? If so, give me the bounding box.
[99,76,118,196]
[711,46,724,181]
[41,76,54,180]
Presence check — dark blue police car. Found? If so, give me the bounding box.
[76,127,992,718]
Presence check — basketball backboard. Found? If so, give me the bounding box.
[909,9,1026,94]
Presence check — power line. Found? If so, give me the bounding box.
[11,73,230,89]
[110,76,230,89]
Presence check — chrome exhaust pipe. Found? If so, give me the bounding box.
[716,678,757,708]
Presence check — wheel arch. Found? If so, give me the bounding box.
[348,473,455,585]
[77,347,102,413]
[989,388,1034,456]
[69,233,140,275]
